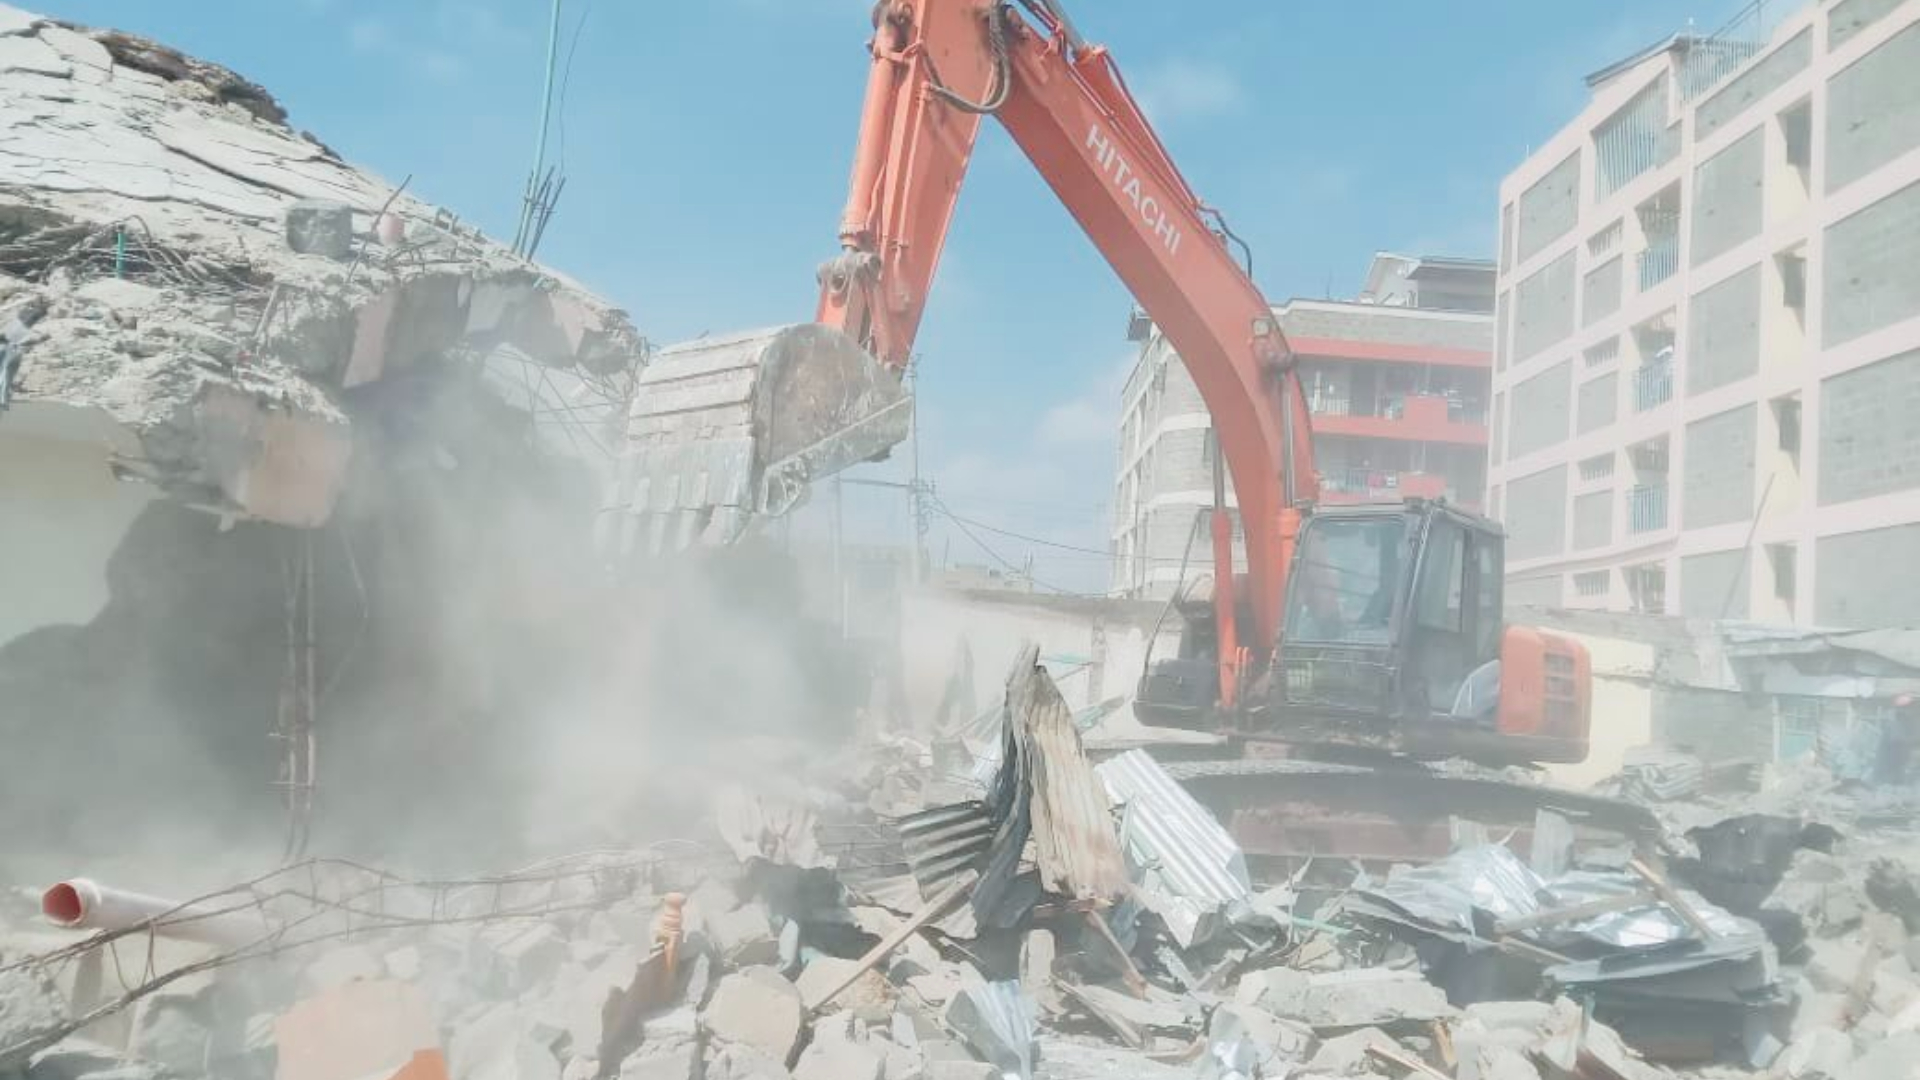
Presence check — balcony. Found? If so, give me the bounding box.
[1637,234,1679,291]
[1629,485,1669,533]
[1310,393,1488,446]
[1635,360,1674,411]
[1319,469,1451,505]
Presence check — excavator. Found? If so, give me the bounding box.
[603,0,1656,866]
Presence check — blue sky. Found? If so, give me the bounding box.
[43,0,1750,591]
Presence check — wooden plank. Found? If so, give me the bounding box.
[1493,891,1654,936]
[804,875,971,1013]
[1628,858,1716,940]
[1083,909,1149,999]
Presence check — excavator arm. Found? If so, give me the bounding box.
[610,0,1318,700]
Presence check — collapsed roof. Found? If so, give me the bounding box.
[0,3,645,526]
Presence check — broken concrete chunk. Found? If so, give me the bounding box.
[702,1041,793,1080]
[285,200,354,259]
[921,1063,993,1080]
[0,967,68,1073]
[707,904,777,966]
[791,1036,882,1080]
[1237,967,1452,1030]
[1308,1028,1399,1076]
[1775,1028,1854,1080]
[23,1041,132,1080]
[485,923,569,995]
[618,1040,700,1080]
[701,968,803,1065]
[1476,1045,1542,1080]
[128,987,213,1078]
[794,957,894,1020]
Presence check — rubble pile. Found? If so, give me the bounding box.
[0,2,644,526]
[5,658,1920,1080]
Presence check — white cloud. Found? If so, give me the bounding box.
[1133,58,1244,125]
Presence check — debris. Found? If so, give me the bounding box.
[791,1027,883,1080]
[1019,929,1063,1017]
[802,875,971,1013]
[1096,749,1252,950]
[284,200,354,259]
[274,980,448,1080]
[714,788,828,870]
[1627,858,1717,941]
[1310,1028,1400,1075]
[943,982,1035,1080]
[1365,1040,1451,1080]
[701,969,803,1065]
[1236,967,1453,1030]
[794,958,894,1021]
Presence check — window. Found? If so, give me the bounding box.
[1782,101,1812,174]
[1574,570,1609,597]
[1580,454,1616,481]
[1588,220,1624,258]
[1625,562,1667,614]
[1286,516,1407,644]
[1779,249,1808,314]
[1585,338,1621,367]
[1774,397,1802,457]
[1415,522,1469,632]
[1473,539,1502,660]
[1769,544,1797,606]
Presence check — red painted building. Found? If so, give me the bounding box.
[1283,254,1495,509]
[1114,253,1494,598]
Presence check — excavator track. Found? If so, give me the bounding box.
[1163,756,1661,880]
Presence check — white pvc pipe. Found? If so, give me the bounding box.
[43,878,256,946]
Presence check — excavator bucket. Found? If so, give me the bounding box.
[600,323,912,559]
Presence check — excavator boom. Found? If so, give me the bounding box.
[607,0,1317,701]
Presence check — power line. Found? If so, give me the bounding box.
[935,503,1113,557]
[931,500,1093,597]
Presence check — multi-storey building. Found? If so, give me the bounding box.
[1487,0,1920,626]
[1111,253,1494,598]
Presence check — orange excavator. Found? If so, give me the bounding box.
[606,0,1654,865]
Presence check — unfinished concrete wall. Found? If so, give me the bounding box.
[1823,178,1920,346]
[897,589,1168,725]
[1819,346,1920,504]
[1681,549,1749,619]
[1517,152,1582,263]
[1277,305,1491,352]
[1512,251,1577,363]
[1507,464,1568,561]
[1687,265,1762,394]
[1572,489,1614,550]
[1652,684,1772,759]
[1583,256,1624,326]
[1826,19,1920,192]
[1690,129,1765,266]
[1507,576,1562,607]
[1510,359,1572,458]
[1818,521,1920,625]
[1831,0,1906,49]
[1577,372,1618,435]
[1696,28,1813,141]
[1684,404,1757,529]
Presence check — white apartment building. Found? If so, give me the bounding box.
[1488,0,1920,627]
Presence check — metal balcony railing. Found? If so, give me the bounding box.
[1630,485,1669,533]
[1635,361,1674,410]
[1638,235,1680,290]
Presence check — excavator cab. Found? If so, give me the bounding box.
[1137,499,1591,765]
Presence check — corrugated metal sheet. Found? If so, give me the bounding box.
[1096,749,1250,948]
[945,981,1036,1080]
[1011,648,1128,903]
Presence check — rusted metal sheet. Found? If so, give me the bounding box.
[1009,647,1128,904]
